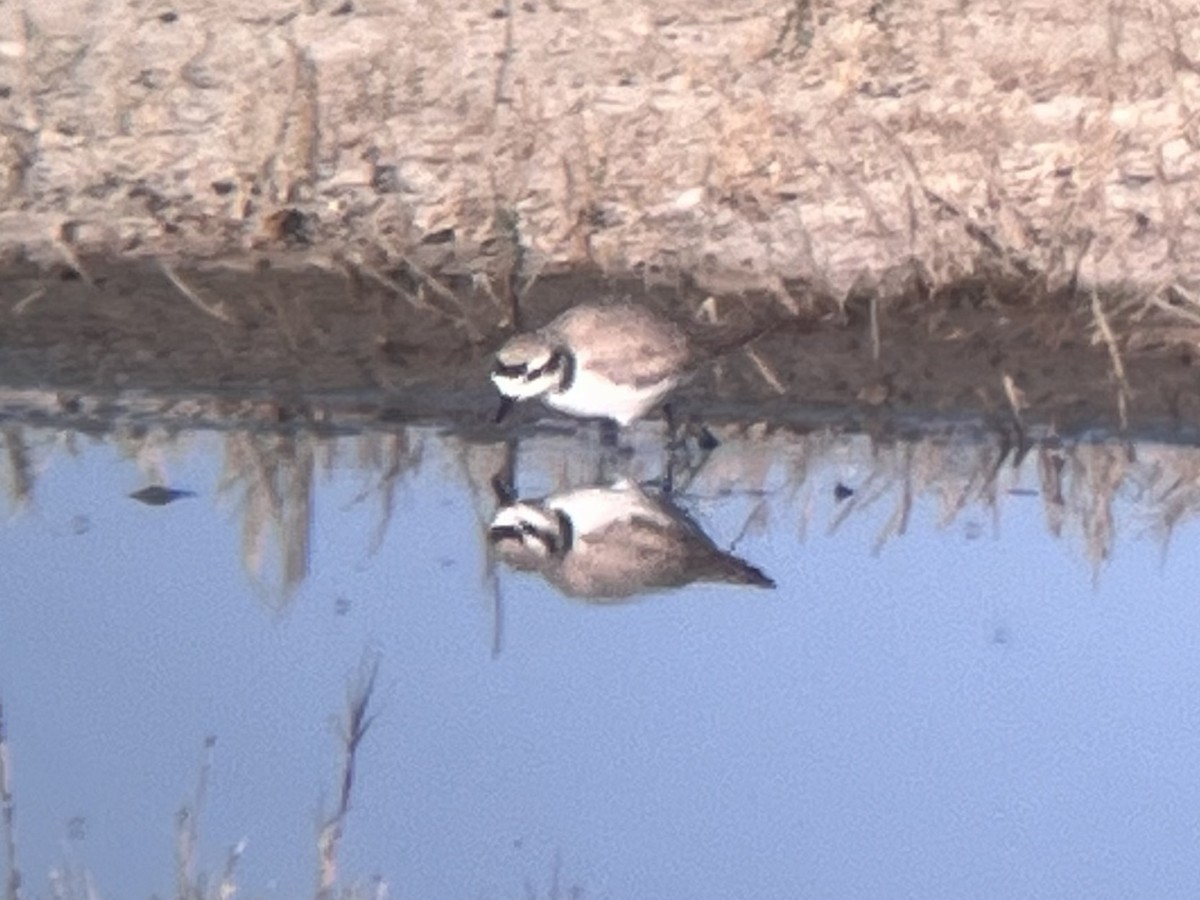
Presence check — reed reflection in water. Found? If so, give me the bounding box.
[3,415,1198,604]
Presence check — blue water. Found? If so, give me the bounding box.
[2,423,1200,899]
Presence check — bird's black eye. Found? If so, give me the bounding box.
[528,350,573,385]
[488,524,522,544]
[521,521,557,555]
[521,352,561,380]
[494,350,571,385]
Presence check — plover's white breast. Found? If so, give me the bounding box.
[546,482,671,537]
[545,364,679,426]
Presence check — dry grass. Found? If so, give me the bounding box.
[347,431,426,558]
[218,431,320,610]
[0,0,1198,319]
[159,262,237,326]
[174,735,238,900]
[316,653,381,900]
[0,663,384,900]
[522,848,589,900]
[1090,287,1132,430]
[0,699,20,900]
[0,427,33,516]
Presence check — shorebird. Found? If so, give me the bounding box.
[490,301,767,428]
[487,478,775,601]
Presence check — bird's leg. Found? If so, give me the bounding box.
[664,401,718,454]
[599,418,620,449]
[663,402,680,450]
[661,448,676,496]
[597,419,634,459]
[664,414,720,494]
[490,438,520,505]
[696,423,720,451]
[657,404,681,494]
[490,474,517,506]
[594,419,630,484]
[659,403,716,494]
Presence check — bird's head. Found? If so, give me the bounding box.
[487,502,573,567]
[490,335,574,421]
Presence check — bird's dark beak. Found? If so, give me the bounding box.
[494,396,515,424]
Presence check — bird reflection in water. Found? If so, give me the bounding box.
[487,476,775,602]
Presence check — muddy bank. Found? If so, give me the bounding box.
[1,258,1198,439]
[0,0,1198,308]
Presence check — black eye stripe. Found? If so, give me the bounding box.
[488,524,522,543]
[489,520,559,555]
[493,350,567,382]
[493,361,528,378]
[524,353,562,380]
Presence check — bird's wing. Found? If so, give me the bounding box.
[552,516,693,599]
[574,511,774,592]
[553,305,692,388]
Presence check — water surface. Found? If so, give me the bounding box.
[3,414,1200,899]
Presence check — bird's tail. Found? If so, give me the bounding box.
[710,552,777,589]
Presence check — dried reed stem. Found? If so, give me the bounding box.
[316,654,381,900]
[744,347,786,394]
[397,255,484,342]
[0,699,22,900]
[2,426,34,514]
[160,261,237,325]
[175,735,216,900]
[10,288,44,316]
[492,0,515,105]
[1146,291,1200,328]
[53,239,93,287]
[1090,288,1130,429]
[873,448,914,553]
[869,294,881,362]
[1001,373,1026,429]
[214,838,246,900]
[348,261,443,318]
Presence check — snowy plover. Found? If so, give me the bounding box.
[487,478,775,601]
[491,301,766,427]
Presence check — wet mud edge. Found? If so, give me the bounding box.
[1,256,1198,442]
